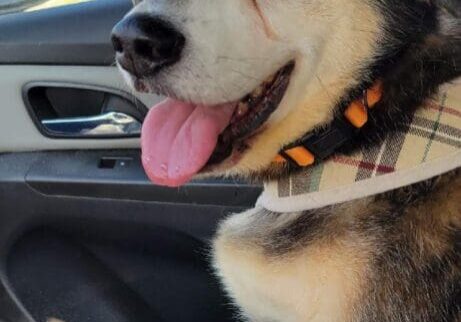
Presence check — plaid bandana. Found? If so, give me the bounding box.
[258,79,461,213]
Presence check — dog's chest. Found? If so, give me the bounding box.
[213,171,461,322]
[212,204,378,322]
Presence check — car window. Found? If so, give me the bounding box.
[0,0,92,15]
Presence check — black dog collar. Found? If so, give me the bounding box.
[274,82,383,167]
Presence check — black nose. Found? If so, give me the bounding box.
[111,14,185,76]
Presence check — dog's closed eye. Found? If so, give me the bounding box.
[249,0,276,39]
[250,0,263,17]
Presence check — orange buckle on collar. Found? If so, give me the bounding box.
[345,81,383,128]
[274,154,288,164]
[366,81,383,108]
[285,147,315,166]
[274,146,315,166]
[345,100,368,128]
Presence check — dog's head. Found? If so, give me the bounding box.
[112,0,456,187]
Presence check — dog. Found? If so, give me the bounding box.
[112,1,461,321]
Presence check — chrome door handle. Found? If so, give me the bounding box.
[41,111,142,137]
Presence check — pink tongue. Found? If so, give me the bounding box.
[141,98,235,187]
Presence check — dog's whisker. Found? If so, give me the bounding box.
[216,55,270,64]
[228,68,266,83]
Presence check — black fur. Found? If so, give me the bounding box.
[340,0,461,153]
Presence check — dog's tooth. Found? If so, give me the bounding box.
[237,102,249,116]
[230,102,249,124]
[265,73,276,85]
[252,85,263,99]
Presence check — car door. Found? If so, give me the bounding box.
[0,1,262,321]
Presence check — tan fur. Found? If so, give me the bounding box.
[213,206,375,322]
[215,242,367,322]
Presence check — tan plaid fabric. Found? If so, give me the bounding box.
[258,79,461,212]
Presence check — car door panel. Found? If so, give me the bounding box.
[0,1,257,321]
[0,150,257,322]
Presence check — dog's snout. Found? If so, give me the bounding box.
[112,14,185,75]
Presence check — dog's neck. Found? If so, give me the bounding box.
[277,2,461,176]
[256,3,461,212]
[258,79,461,212]
[273,82,383,168]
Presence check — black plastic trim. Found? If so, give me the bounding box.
[0,150,261,322]
[0,0,132,65]
[25,150,262,207]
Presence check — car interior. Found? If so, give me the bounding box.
[0,1,262,321]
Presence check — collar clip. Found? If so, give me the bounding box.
[274,81,383,167]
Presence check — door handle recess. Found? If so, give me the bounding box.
[23,82,148,139]
[41,111,142,137]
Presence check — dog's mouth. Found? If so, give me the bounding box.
[141,62,294,187]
